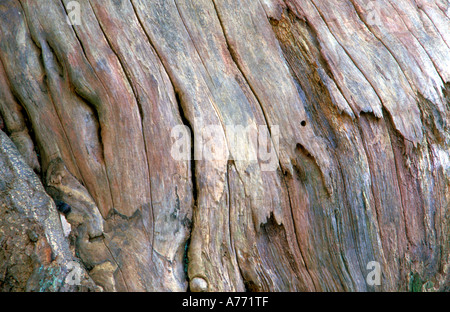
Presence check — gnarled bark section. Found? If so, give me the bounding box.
[0,130,98,291]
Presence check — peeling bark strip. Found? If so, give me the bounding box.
[0,0,448,291]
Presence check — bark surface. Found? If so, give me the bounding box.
[0,0,449,291]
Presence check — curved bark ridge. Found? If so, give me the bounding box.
[0,0,448,291]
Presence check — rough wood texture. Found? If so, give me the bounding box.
[0,0,449,291]
[0,130,98,291]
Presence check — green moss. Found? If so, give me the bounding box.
[423,281,434,292]
[37,266,63,292]
[409,272,423,292]
[183,238,190,278]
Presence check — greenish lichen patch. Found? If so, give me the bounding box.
[409,272,423,292]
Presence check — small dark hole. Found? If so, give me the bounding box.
[55,200,71,215]
[301,120,307,127]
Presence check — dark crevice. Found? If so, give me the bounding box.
[20,107,41,175]
[416,92,446,144]
[174,90,197,291]
[44,40,64,77]
[3,3,44,176]
[6,86,42,176]
[183,236,191,291]
[294,143,329,191]
[73,92,103,163]
[444,82,450,113]
[174,91,198,207]
[295,143,312,158]
[173,89,198,290]
[0,113,4,132]
[87,233,105,244]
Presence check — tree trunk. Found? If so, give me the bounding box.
[0,0,449,292]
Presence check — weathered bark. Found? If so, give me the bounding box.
[0,0,449,291]
[0,130,99,291]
